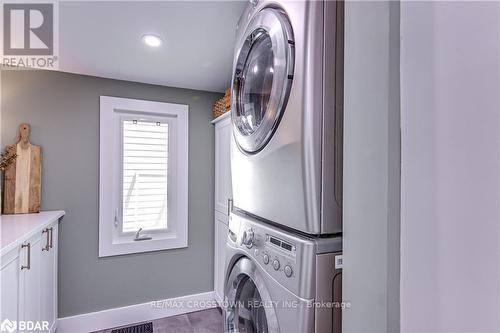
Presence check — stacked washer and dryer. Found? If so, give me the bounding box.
[224,1,344,332]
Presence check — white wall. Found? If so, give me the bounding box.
[401,2,500,331]
[343,1,401,332]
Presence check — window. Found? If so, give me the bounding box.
[99,96,188,257]
[122,119,168,233]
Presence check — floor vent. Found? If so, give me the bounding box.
[111,322,153,333]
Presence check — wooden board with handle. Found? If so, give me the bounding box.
[3,123,42,214]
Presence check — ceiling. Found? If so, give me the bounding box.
[59,1,246,93]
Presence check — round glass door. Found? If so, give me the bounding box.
[231,8,294,154]
[225,257,279,333]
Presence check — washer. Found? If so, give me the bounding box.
[230,0,344,235]
[223,210,343,333]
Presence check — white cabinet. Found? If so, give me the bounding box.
[214,113,233,215]
[213,113,232,304]
[214,212,229,303]
[19,233,43,332]
[0,212,62,333]
[1,247,21,330]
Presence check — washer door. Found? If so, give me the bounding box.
[224,257,279,333]
[231,8,294,154]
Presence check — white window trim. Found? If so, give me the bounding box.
[99,96,189,257]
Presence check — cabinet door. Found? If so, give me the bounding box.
[40,224,58,333]
[19,233,42,332]
[214,115,233,214]
[1,247,21,332]
[214,211,229,304]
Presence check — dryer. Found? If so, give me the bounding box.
[230,0,344,235]
[223,210,343,333]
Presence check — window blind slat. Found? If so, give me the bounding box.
[122,119,169,233]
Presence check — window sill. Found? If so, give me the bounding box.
[99,234,187,257]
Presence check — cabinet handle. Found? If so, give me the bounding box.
[42,228,50,251]
[227,198,233,216]
[21,243,31,270]
[49,227,54,249]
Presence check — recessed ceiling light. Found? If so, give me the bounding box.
[142,34,162,48]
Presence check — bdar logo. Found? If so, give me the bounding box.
[0,319,17,333]
[3,3,54,56]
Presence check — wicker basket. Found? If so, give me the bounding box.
[213,88,231,119]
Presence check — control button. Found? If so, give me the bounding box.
[254,249,259,257]
[284,265,293,278]
[263,254,269,265]
[272,259,280,271]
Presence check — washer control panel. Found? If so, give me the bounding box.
[248,232,299,283]
[238,223,299,281]
[230,211,341,298]
[263,234,296,277]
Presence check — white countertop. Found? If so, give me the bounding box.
[1,211,65,256]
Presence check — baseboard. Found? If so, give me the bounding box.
[57,291,217,333]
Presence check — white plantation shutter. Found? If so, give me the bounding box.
[122,119,169,233]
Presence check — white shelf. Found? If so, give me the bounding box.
[211,111,230,124]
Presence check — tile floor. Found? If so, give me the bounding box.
[93,308,223,333]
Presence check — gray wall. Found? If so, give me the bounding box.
[1,70,221,317]
[342,1,401,332]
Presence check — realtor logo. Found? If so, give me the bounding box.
[1,1,58,69]
[3,3,53,55]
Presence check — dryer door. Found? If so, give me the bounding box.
[224,257,279,333]
[231,8,294,154]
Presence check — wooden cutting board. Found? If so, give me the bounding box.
[3,123,42,214]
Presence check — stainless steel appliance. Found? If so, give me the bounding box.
[230,0,344,235]
[223,210,343,333]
